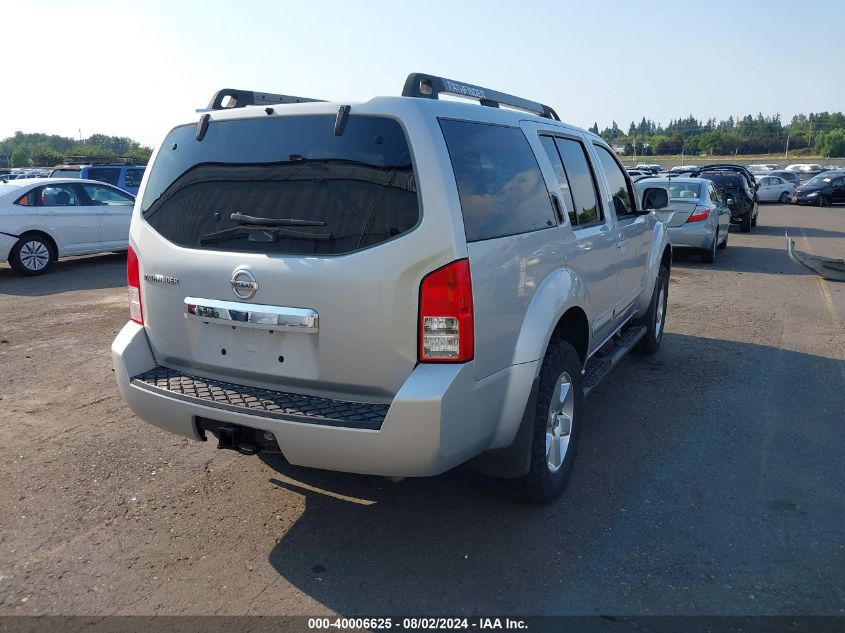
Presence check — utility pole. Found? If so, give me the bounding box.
[784,132,790,160]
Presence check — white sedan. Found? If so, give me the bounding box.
[0,178,135,275]
[755,175,796,203]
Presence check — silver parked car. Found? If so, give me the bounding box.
[755,175,796,203]
[111,74,672,503]
[760,169,802,187]
[635,177,729,263]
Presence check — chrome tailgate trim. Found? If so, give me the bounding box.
[184,297,318,332]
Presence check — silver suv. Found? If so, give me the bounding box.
[112,74,671,502]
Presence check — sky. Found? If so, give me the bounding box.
[2,0,844,148]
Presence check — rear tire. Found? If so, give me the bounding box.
[634,263,669,355]
[9,234,54,275]
[502,339,583,504]
[740,211,752,233]
[717,228,728,249]
[779,192,790,203]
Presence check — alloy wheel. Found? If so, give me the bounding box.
[20,240,50,272]
[545,371,575,473]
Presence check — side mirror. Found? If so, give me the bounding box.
[641,187,668,211]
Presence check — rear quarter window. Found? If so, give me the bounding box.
[439,120,556,242]
[124,168,145,188]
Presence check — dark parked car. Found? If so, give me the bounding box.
[690,165,759,232]
[793,171,845,206]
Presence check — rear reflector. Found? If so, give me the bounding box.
[686,206,711,223]
[127,245,143,324]
[418,259,474,362]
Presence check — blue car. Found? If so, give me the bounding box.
[49,163,146,195]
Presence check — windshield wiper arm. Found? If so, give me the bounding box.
[200,225,331,245]
[230,212,326,227]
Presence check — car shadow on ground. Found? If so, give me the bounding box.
[0,252,126,296]
[748,224,845,240]
[672,240,820,276]
[259,334,845,615]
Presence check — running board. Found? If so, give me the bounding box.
[583,325,647,396]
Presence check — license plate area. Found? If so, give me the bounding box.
[184,314,319,378]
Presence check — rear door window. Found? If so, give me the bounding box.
[141,115,419,255]
[439,120,556,241]
[86,167,121,186]
[553,137,603,227]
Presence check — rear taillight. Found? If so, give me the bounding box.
[127,245,143,324]
[418,259,474,363]
[686,206,711,223]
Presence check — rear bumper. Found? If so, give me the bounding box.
[112,321,537,477]
[667,224,714,250]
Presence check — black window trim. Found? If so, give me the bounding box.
[592,141,639,220]
[539,132,606,231]
[439,117,559,243]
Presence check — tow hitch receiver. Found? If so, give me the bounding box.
[196,417,281,455]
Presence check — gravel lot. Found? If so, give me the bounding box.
[0,204,843,616]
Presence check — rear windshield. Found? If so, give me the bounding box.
[667,182,702,199]
[50,169,80,178]
[141,115,419,255]
[698,173,743,189]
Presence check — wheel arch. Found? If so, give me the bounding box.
[16,229,59,260]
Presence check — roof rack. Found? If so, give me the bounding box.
[208,88,325,110]
[402,73,560,121]
[60,156,143,166]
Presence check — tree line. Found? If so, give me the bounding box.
[589,111,845,158]
[0,132,153,167]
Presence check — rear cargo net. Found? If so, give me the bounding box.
[132,367,388,430]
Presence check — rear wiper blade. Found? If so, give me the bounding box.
[230,212,326,227]
[200,225,331,245]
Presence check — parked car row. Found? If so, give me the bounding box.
[0,163,146,195]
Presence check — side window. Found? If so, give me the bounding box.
[554,138,603,227]
[124,168,144,188]
[14,189,38,206]
[439,120,556,242]
[35,184,82,206]
[82,184,135,206]
[709,185,721,205]
[539,135,576,225]
[86,167,121,186]
[594,145,635,217]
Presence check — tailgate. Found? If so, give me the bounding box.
[134,112,436,402]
